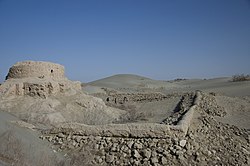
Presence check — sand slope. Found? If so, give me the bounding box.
[87,74,250,96]
[174,77,250,97]
[0,111,64,166]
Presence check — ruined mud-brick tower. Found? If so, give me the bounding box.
[6,61,65,80]
[1,61,81,98]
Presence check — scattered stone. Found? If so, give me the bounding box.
[127,141,134,148]
[57,133,65,138]
[151,157,158,164]
[134,142,143,149]
[95,156,103,164]
[133,150,141,159]
[160,156,168,165]
[179,139,187,147]
[142,149,151,159]
[106,154,114,163]
[134,160,140,165]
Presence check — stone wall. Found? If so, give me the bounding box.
[42,91,201,140]
[44,92,249,166]
[93,92,182,105]
[40,92,201,165]
[41,134,186,165]
[105,93,167,104]
[6,61,65,80]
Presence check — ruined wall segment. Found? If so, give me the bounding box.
[6,61,65,80]
[44,91,201,139]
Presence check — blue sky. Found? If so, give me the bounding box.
[0,0,249,82]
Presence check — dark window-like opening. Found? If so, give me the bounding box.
[124,97,128,102]
[51,69,53,73]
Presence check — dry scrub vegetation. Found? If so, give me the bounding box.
[232,74,250,82]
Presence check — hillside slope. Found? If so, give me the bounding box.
[87,74,182,93]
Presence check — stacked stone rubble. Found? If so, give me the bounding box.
[198,92,226,117]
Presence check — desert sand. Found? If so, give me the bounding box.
[0,61,249,165]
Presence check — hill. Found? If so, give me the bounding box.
[87,74,181,93]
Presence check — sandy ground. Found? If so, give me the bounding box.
[135,98,180,123]
[215,95,250,129]
[0,110,64,166]
[173,77,250,97]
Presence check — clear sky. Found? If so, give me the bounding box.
[0,0,250,83]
